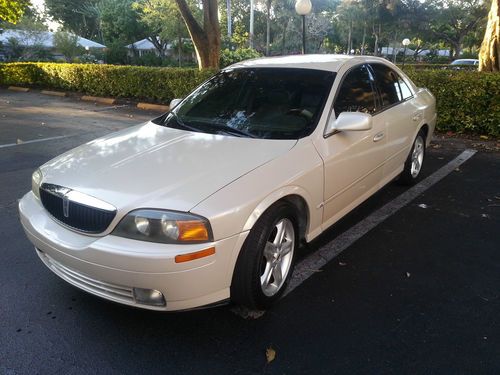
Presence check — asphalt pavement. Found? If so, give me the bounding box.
[1,89,499,374]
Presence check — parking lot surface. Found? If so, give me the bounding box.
[1,89,499,374]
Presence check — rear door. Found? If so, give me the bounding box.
[369,63,420,181]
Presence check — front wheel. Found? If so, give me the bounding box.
[231,202,298,310]
[399,130,426,185]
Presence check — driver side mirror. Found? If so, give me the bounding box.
[169,98,182,110]
[325,112,373,136]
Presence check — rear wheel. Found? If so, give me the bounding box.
[231,202,298,310]
[399,130,426,185]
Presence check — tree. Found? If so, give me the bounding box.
[101,0,147,44]
[45,0,101,40]
[174,0,221,69]
[479,0,499,71]
[133,0,185,57]
[53,31,82,61]
[0,0,29,23]
[430,0,488,58]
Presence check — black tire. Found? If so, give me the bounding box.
[230,202,298,310]
[399,130,426,186]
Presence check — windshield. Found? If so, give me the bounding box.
[154,68,336,140]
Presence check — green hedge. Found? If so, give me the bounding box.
[0,62,498,137]
[404,69,500,137]
[0,63,215,102]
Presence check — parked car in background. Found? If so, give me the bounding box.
[449,59,479,70]
[19,55,436,311]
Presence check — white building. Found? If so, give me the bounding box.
[0,29,106,50]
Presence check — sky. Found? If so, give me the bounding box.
[30,0,61,30]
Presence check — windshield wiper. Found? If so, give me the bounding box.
[208,124,257,138]
[167,112,201,133]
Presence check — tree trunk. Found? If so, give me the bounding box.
[178,35,182,67]
[361,22,366,55]
[249,0,255,49]
[453,41,462,59]
[479,0,500,71]
[347,18,352,54]
[265,0,271,56]
[373,23,380,56]
[175,0,221,70]
[281,19,289,55]
[147,36,166,56]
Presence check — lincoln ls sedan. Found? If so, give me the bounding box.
[19,55,436,311]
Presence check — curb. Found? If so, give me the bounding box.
[137,102,169,112]
[8,86,30,92]
[41,90,67,97]
[81,95,116,105]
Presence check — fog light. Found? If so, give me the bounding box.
[133,287,166,307]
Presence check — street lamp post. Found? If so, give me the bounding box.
[402,38,410,67]
[295,0,312,54]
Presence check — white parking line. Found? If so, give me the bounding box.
[0,135,69,149]
[285,149,477,296]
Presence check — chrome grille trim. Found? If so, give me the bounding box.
[39,183,116,234]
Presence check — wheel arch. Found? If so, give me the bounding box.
[419,124,429,141]
[242,187,314,243]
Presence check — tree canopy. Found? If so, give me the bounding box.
[3,0,494,70]
[0,0,30,23]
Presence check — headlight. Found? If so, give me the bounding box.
[112,209,213,244]
[32,169,42,199]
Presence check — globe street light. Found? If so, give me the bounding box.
[295,0,312,54]
[402,38,411,67]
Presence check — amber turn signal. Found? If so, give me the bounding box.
[175,247,216,263]
[178,220,209,242]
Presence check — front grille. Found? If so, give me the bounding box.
[40,183,116,233]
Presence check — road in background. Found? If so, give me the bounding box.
[1,89,499,374]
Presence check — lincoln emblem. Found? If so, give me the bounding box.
[62,194,70,218]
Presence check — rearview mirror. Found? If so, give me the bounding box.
[169,98,182,110]
[325,112,373,135]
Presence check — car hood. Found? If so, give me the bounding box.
[40,122,297,212]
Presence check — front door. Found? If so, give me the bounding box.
[315,64,387,230]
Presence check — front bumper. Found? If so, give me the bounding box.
[19,192,248,311]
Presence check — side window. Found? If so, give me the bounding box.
[397,76,413,100]
[371,64,401,107]
[334,65,377,115]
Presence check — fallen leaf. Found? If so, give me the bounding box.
[480,135,489,140]
[230,305,265,319]
[16,138,23,144]
[339,261,347,266]
[266,347,276,363]
[418,203,428,209]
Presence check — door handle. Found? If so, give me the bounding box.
[373,132,385,142]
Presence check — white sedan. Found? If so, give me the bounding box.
[19,55,436,311]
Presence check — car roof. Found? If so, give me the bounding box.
[452,59,479,63]
[227,54,395,72]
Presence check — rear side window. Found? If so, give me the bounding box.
[398,76,413,100]
[334,64,377,115]
[370,64,401,107]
